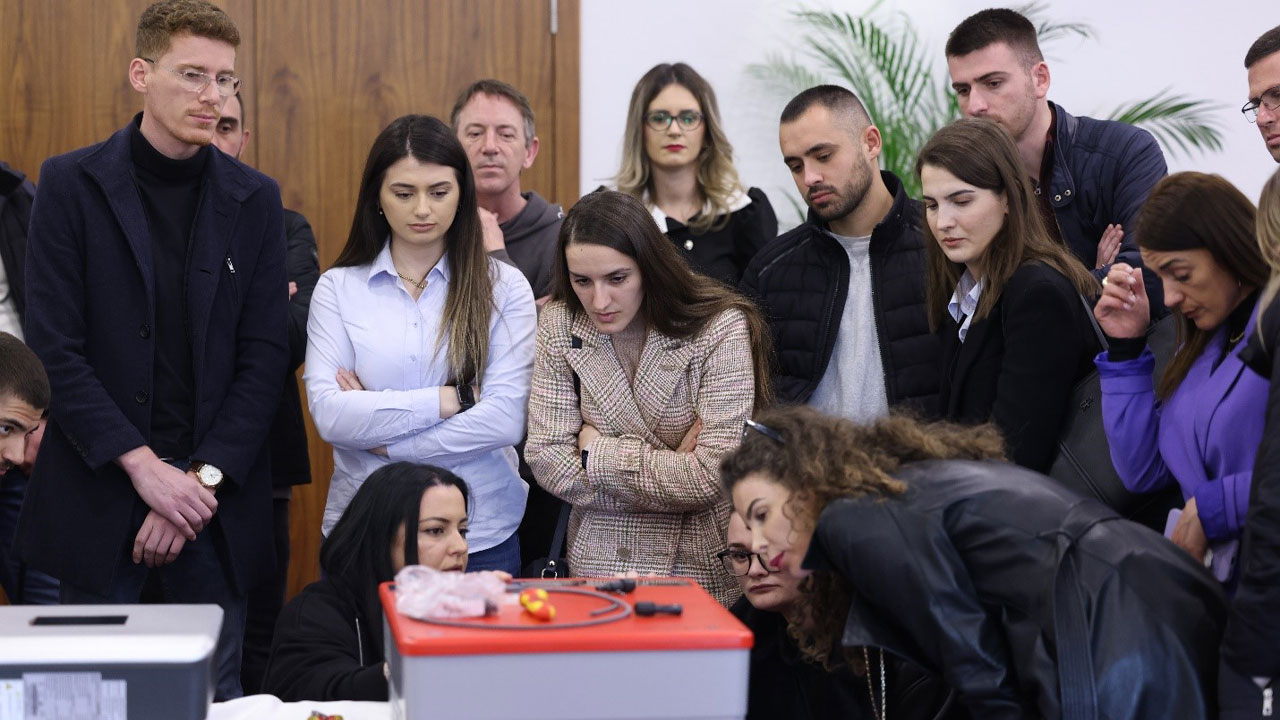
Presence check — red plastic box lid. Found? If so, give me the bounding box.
[380,578,754,656]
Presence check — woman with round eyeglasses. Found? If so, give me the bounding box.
[613,63,777,286]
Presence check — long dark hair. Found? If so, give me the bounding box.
[334,114,494,384]
[916,118,1098,330]
[551,190,773,409]
[320,462,470,658]
[1136,172,1267,398]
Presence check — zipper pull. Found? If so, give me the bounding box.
[1263,685,1273,716]
[225,256,236,274]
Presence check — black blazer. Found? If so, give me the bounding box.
[937,262,1098,472]
[17,121,289,595]
[268,209,319,487]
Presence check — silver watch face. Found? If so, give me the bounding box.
[197,464,223,488]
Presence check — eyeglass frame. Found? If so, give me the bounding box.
[714,548,776,578]
[644,109,705,132]
[1242,85,1280,123]
[141,57,242,97]
[742,418,785,444]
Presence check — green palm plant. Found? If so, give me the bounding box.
[749,2,1225,203]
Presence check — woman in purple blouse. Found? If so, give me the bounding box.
[1094,172,1269,586]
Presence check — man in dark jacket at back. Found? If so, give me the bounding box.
[741,85,938,418]
[945,8,1166,310]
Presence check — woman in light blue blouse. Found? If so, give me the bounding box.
[304,115,536,575]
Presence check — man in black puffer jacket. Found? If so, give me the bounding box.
[740,86,939,418]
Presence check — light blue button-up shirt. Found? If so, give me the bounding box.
[304,244,536,550]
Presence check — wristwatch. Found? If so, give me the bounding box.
[457,384,476,413]
[192,461,225,493]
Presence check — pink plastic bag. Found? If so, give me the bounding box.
[394,565,508,619]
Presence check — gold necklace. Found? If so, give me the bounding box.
[396,271,426,290]
[1229,328,1246,345]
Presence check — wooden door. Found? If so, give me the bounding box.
[250,0,579,599]
[0,0,578,603]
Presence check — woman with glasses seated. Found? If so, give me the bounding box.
[1094,173,1269,587]
[526,190,771,606]
[724,405,1224,720]
[722,513,962,720]
[262,463,472,701]
[921,118,1101,473]
[611,63,777,286]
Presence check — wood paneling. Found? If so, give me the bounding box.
[250,0,578,599]
[0,0,578,604]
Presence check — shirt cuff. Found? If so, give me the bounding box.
[1193,481,1231,542]
[1104,335,1147,362]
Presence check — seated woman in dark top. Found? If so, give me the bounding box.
[919,118,1099,472]
[262,462,470,701]
[723,405,1224,720]
[612,62,777,286]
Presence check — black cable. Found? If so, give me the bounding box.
[414,587,633,630]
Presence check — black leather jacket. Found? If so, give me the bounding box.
[804,459,1225,719]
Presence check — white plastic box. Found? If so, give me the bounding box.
[0,603,222,720]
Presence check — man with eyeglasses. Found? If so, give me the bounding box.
[16,0,287,701]
[1243,26,1280,163]
[946,9,1166,311]
[740,85,939,420]
[1220,28,1280,720]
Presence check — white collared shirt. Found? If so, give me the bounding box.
[303,243,536,548]
[947,270,984,342]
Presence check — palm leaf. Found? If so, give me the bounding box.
[1104,90,1225,157]
[1015,2,1094,51]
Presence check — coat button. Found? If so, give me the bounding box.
[616,547,632,561]
[139,324,151,339]
[1064,189,1072,197]
[1054,194,1063,202]
[135,390,148,404]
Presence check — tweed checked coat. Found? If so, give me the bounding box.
[526,301,755,605]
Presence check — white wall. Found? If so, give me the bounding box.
[580,0,1275,228]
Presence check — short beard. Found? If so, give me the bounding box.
[810,163,874,225]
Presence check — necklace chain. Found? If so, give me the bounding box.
[396,270,427,290]
[862,646,886,720]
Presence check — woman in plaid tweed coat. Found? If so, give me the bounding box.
[526,191,772,605]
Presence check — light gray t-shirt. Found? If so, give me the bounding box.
[808,232,888,423]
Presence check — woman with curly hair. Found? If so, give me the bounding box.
[613,63,777,286]
[722,405,1224,720]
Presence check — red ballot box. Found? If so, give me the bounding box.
[380,577,752,720]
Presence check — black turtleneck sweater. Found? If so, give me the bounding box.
[129,116,207,459]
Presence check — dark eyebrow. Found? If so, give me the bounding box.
[429,181,453,191]
[418,516,454,525]
[726,542,749,551]
[783,143,838,166]
[0,416,32,433]
[1250,84,1280,104]
[1157,258,1190,272]
[920,189,975,203]
[953,71,1007,91]
[218,117,239,129]
[745,498,763,520]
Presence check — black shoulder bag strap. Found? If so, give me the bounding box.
[1078,294,1109,353]
[542,335,582,577]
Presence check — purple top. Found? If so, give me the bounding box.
[1097,305,1268,543]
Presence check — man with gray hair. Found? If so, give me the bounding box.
[451,79,562,303]
[740,85,938,420]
